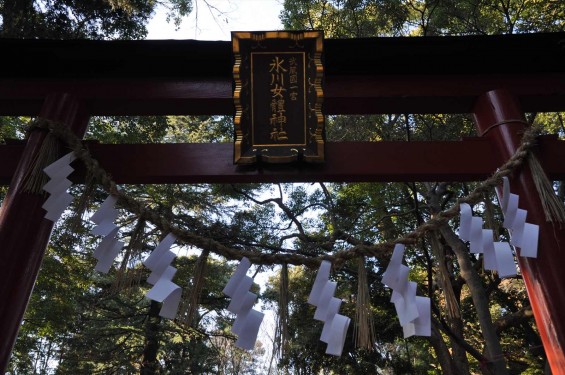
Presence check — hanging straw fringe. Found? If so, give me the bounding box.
[58,171,97,253]
[277,263,290,358]
[527,154,565,224]
[177,248,210,327]
[354,257,375,351]
[429,234,460,320]
[68,170,96,234]
[22,132,61,194]
[111,218,146,294]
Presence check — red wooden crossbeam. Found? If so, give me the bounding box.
[1,136,564,185]
[2,74,565,115]
[1,33,565,115]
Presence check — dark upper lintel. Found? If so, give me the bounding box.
[2,33,565,115]
[1,32,564,79]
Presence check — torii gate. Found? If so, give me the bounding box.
[1,32,565,373]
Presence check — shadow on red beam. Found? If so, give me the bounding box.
[1,136,563,185]
[2,74,565,115]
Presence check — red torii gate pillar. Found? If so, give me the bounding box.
[0,93,89,372]
[474,89,565,372]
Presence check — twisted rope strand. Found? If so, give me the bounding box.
[30,118,540,267]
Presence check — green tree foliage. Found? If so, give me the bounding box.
[0,0,194,39]
[281,0,565,37]
[281,0,410,37]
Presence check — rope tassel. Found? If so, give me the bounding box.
[278,263,290,358]
[354,257,375,351]
[527,154,565,224]
[178,248,210,327]
[111,218,146,294]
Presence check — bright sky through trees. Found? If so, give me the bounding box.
[147,0,283,40]
[148,2,284,369]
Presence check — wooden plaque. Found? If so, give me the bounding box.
[233,31,324,164]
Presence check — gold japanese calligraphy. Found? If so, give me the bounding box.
[269,56,289,142]
[233,31,324,164]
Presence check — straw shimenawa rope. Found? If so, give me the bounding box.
[30,118,541,268]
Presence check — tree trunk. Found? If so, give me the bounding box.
[429,323,457,375]
[448,317,471,374]
[429,231,470,373]
[439,224,508,375]
[425,183,507,374]
[141,300,162,375]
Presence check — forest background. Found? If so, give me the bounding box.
[1,0,565,374]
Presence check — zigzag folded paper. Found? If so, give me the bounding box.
[145,265,182,319]
[481,230,516,278]
[459,203,517,278]
[308,261,350,356]
[325,314,351,356]
[319,297,342,342]
[222,257,264,351]
[143,233,177,270]
[381,243,430,339]
[381,244,406,288]
[313,281,337,321]
[89,195,123,273]
[92,227,124,273]
[498,177,539,258]
[144,233,177,285]
[308,260,331,305]
[402,296,431,338]
[234,309,264,350]
[227,276,255,314]
[232,292,261,333]
[42,152,76,222]
[391,281,419,327]
[90,195,118,236]
[143,233,182,319]
[459,204,484,253]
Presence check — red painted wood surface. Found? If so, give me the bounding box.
[3,136,565,185]
[0,94,89,372]
[1,74,565,115]
[473,90,565,373]
[1,33,565,115]
[0,136,563,184]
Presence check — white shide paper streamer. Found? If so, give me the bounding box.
[307,260,351,356]
[498,176,539,258]
[89,195,123,273]
[459,203,517,278]
[143,233,182,319]
[382,244,431,338]
[42,152,76,222]
[222,257,264,351]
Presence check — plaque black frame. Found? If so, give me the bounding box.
[233,31,324,164]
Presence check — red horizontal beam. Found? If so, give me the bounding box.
[1,136,563,185]
[2,33,565,116]
[1,74,565,115]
